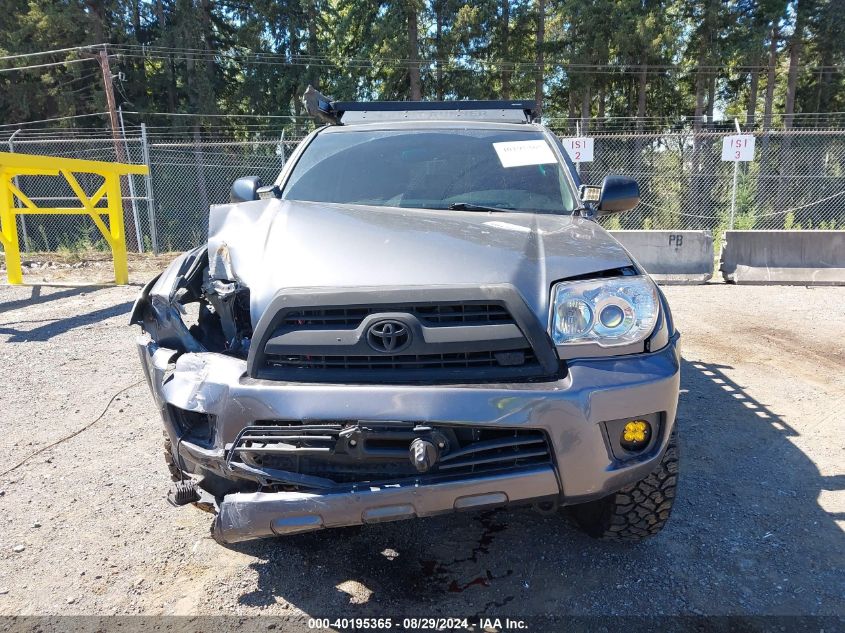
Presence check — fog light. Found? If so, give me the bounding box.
[620,419,651,451]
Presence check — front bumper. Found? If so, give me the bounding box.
[138,334,680,543]
[215,468,560,542]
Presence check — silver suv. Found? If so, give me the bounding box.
[132,94,680,544]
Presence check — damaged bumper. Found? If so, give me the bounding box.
[214,468,560,542]
[137,331,680,543]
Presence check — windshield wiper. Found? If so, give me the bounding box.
[448,202,512,213]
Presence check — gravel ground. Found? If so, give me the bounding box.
[0,279,842,618]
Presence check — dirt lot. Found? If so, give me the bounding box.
[0,278,843,618]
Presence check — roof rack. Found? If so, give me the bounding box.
[303,86,537,125]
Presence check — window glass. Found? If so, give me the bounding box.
[282,129,577,214]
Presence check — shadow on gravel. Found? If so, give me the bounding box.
[228,359,844,615]
[0,284,95,314]
[0,293,132,342]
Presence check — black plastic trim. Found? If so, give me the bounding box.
[247,285,559,383]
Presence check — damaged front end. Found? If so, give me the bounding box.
[131,245,252,359]
[131,245,255,505]
[129,245,569,543]
[131,200,679,545]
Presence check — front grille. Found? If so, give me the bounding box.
[283,303,514,328]
[226,422,553,488]
[247,289,560,383]
[265,349,535,371]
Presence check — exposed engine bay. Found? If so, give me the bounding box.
[133,246,252,359]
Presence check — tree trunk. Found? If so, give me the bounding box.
[775,1,804,223]
[86,0,107,43]
[706,73,716,121]
[534,0,545,119]
[307,0,320,91]
[636,63,647,133]
[580,88,590,133]
[200,0,215,81]
[154,0,177,113]
[597,84,605,123]
[746,64,760,128]
[131,0,143,107]
[132,1,141,38]
[435,0,444,100]
[758,22,780,217]
[693,69,706,131]
[501,0,511,99]
[635,63,648,158]
[408,2,422,101]
[762,23,779,131]
[690,21,711,231]
[291,24,301,110]
[784,1,804,130]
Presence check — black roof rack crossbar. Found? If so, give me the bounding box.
[303,86,537,125]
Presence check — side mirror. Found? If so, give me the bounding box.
[597,175,640,215]
[230,176,263,203]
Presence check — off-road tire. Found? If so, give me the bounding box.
[162,430,184,482]
[569,428,679,542]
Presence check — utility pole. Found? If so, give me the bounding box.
[98,47,138,250]
[98,48,127,166]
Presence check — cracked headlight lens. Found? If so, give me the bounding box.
[551,276,658,347]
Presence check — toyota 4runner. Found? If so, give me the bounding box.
[131,92,680,544]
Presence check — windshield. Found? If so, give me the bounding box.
[281,128,578,214]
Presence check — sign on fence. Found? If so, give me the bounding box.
[721,135,755,161]
[561,137,594,162]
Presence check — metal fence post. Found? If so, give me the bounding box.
[118,106,144,252]
[729,160,739,231]
[728,119,743,231]
[140,123,159,254]
[7,129,29,251]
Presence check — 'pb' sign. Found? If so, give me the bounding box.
[721,135,755,161]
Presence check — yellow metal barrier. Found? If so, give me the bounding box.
[0,151,149,285]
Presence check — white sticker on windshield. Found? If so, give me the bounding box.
[493,140,557,168]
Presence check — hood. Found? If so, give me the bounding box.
[207,199,634,322]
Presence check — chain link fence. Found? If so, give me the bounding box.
[1,126,843,256]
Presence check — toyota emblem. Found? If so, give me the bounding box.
[366,319,410,353]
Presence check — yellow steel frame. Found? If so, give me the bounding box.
[0,151,148,285]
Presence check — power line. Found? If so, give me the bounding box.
[123,110,310,119]
[0,57,96,74]
[107,43,845,73]
[0,112,109,128]
[0,44,103,62]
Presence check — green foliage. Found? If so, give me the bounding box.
[0,0,842,134]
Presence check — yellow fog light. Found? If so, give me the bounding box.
[620,419,651,451]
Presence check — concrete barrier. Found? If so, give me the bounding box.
[720,230,845,285]
[609,230,714,285]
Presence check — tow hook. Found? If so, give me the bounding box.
[409,438,440,473]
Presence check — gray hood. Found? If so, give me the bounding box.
[207,199,634,323]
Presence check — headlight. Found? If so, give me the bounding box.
[551,276,658,347]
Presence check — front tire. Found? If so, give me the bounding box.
[569,428,679,542]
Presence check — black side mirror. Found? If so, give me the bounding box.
[230,176,263,203]
[597,175,640,215]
